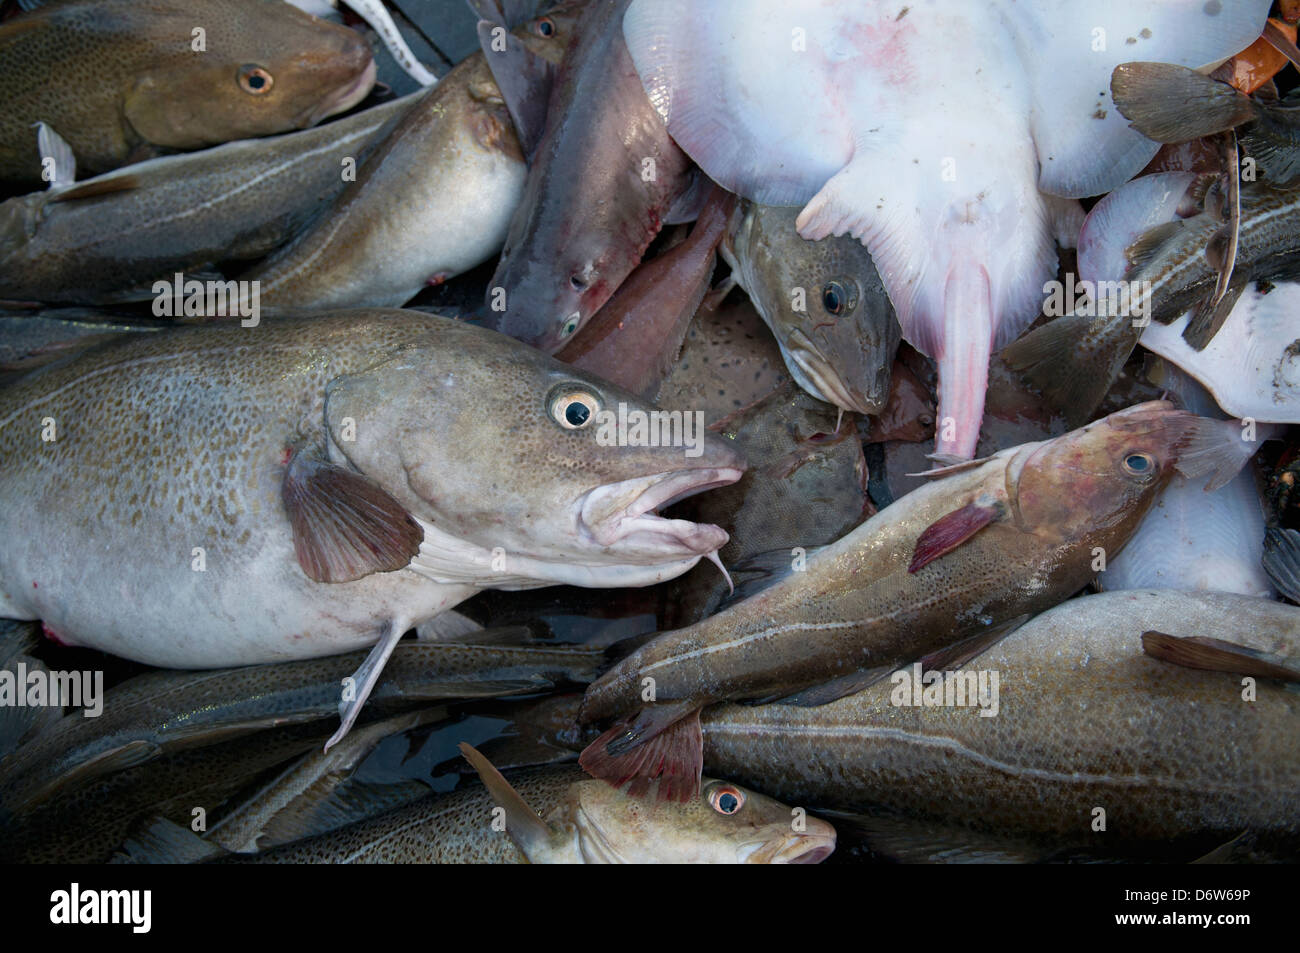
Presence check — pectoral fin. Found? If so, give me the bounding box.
[47,175,140,203]
[918,614,1030,672]
[764,666,894,708]
[282,447,422,584]
[908,501,1002,574]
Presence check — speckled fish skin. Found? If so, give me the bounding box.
[0,0,376,188]
[655,296,790,423]
[581,402,1194,725]
[663,381,871,628]
[487,0,693,353]
[0,311,742,672]
[722,201,900,416]
[234,766,834,863]
[0,722,330,864]
[0,641,601,815]
[701,590,1300,841]
[0,96,416,305]
[245,5,583,311]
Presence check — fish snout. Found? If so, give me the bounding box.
[740,822,837,864]
[301,56,377,127]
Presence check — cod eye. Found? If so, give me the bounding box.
[707,784,745,815]
[549,387,599,429]
[560,313,581,338]
[821,278,857,316]
[1121,451,1156,477]
[533,16,555,37]
[238,65,274,95]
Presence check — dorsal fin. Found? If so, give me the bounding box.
[458,742,559,857]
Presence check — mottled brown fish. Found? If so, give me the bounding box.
[721,201,900,416]
[0,95,416,304]
[0,312,743,755]
[557,186,734,400]
[244,4,583,311]
[486,0,694,352]
[701,590,1300,846]
[0,0,376,188]
[578,401,1218,799]
[219,745,834,863]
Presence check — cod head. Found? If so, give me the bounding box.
[124,0,375,150]
[323,318,745,591]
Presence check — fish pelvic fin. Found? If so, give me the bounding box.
[324,621,406,752]
[578,702,702,803]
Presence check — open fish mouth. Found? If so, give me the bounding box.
[738,831,837,864]
[304,59,378,126]
[782,330,878,416]
[579,467,743,557]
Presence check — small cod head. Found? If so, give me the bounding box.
[562,776,837,864]
[323,319,745,590]
[124,0,375,150]
[1005,400,1207,557]
[726,202,900,416]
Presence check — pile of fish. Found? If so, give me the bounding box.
[0,0,1297,865]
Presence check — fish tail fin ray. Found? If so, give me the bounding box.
[578,703,702,802]
[1000,314,1131,426]
[1263,527,1300,603]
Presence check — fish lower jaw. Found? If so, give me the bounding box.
[736,830,837,864]
[578,467,743,557]
[573,807,628,864]
[404,515,715,591]
[583,512,729,558]
[782,338,876,416]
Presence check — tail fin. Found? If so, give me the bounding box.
[1263,527,1300,604]
[1111,62,1258,142]
[1001,314,1133,426]
[578,702,702,802]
